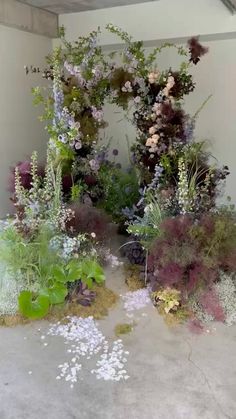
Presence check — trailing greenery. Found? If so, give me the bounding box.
[98,166,140,223]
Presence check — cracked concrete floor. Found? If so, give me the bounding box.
[0,265,235,419]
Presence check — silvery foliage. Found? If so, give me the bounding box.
[215,271,236,326]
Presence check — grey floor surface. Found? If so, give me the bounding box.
[0,265,235,419]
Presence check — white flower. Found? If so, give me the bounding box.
[166,75,175,90]
[149,126,156,135]
[152,103,162,115]
[148,71,159,84]
[134,96,141,104]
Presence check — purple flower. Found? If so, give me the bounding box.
[112,149,119,156]
[91,106,104,123]
[53,85,64,121]
[74,140,82,150]
[58,134,67,143]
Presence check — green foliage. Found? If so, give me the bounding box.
[128,191,163,247]
[18,291,50,319]
[41,282,68,305]
[0,225,59,285]
[0,222,105,319]
[78,259,105,288]
[99,166,140,223]
[106,24,189,78]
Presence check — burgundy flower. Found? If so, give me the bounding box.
[62,174,73,194]
[188,37,208,65]
[84,174,97,186]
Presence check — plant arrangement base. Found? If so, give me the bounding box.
[0,285,118,327]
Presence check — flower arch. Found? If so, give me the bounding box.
[31,24,228,220]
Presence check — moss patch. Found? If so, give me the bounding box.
[124,264,145,291]
[0,285,118,327]
[114,322,133,336]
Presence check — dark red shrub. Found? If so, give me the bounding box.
[66,203,113,242]
[161,215,193,241]
[157,262,184,287]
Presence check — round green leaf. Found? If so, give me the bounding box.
[18,291,50,319]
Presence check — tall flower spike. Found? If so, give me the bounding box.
[43,149,55,201]
[29,151,40,201]
[177,157,191,214]
[52,47,64,122]
[14,166,27,206]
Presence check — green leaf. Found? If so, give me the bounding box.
[80,260,105,287]
[18,291,50,319]
[51,265,66,282]
[45,283,68,305]
[66,260,82,282]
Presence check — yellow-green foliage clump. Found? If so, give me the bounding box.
[152,287,181,314]
[115,323,133,336]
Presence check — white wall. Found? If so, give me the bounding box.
[59,0,236,44]
[59,0,236,203]
[0,25,52,216]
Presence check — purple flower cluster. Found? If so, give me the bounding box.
[91,106,104,123]
[148,164,164,190]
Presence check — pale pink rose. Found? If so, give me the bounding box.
[152,134,160,143]
[167,76,175,90]
[162,87,169,97]
[149,126,156,135]
[146,137,153,147]
[148,71,159,84]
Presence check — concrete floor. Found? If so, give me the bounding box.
[0,265,236,419]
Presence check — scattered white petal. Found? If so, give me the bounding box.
[47,316,130,386]
[122,289,151,312]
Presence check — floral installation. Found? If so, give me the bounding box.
[2,24,236,334]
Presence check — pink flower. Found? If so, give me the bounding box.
[166,75,175,90]
[152,103,162,115]
[162,87,169,97]
[152,134,160,143]
[149,126,156,135]
[146,137,153,147]
[146,134,160,152]
[148,71,159,84]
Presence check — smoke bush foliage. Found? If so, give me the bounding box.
[148,211,236,297]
